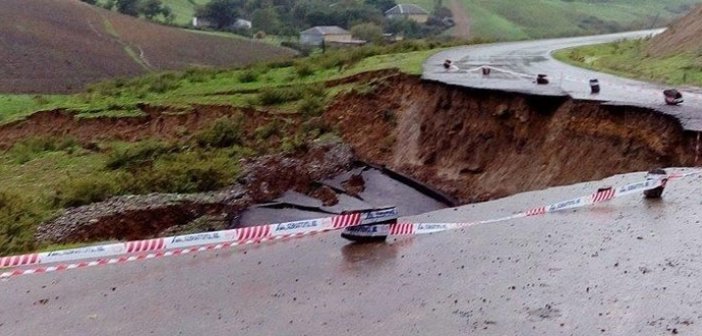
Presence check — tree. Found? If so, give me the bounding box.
[252,7,281,34]
[386,17,422,38]
[196,0,243,29]
[138,0,165,19]
[116,0,139,16]
[162,5,175,24]
[80,0,98,5]
[351,22,384,44]
[102,0,116,10]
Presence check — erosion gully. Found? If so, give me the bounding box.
[2,70,699,245]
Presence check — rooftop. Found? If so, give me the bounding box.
[301,26,350,35]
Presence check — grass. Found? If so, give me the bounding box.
[405,0,699,40]
[0,40,456,122]
[0,39,463,255]
[161,0,209,25]
[553,37,702,86]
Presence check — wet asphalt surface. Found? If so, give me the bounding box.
[238,167,448,226]
[424,30,702,131]
[2,168,702,335]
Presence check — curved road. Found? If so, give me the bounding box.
[3,169,702,335]
[424,30,702,131]
[5,33,702,335]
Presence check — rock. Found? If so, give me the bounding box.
[35,142,354,244]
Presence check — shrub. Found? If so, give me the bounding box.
[146,73,180,94]
[254,120,281,140]
[105,140,171,170]
[238,69,259,83]
[258,86,305,105]
[299,96,325,117]
[182,67,216,83]
[0,192,42,255]
[280,135,307,153]
[53,174,122,208]
[194,116,243,148]
[302,117,329,137]
[294,62,315,77]
[9,136,80,164]
[130,151,238,194]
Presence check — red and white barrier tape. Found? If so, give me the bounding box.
[1,171,698,280]
[0,230,332,279]
[0,207,397,270]
[349,171,698,238]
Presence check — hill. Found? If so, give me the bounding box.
[553,3,702,87]
[161,0,209,25]
[0,0,294,93]
[648,3,702,56]
[407,0,700,40]
[160,0,699,40]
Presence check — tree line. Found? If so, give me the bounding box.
[81,0,175,23]
[195,0,450,39]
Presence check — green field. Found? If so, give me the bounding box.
[407,0,700,40]
[0,41,449,255]
[162,0,208,25]
[102,0,701,40]
[554,38,702,86]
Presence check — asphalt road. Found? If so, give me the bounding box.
[424,30,702,131]
[2,168,702,335]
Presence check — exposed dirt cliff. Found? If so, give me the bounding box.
[4,70,700,244]
[326,72,698,203]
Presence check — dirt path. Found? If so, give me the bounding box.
[448,0,471,39]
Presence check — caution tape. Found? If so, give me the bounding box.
[346,171,699,238]
[0,230,332,279]
[1,171,698,280]
[0,207,399,271]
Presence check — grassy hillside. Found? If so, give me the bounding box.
[648,3,702,56]
[407,0,700,40]
[553,4,702,87]
[0,0,293,94]
[0,40,454,254]
[162,0,209,25]
[554,35,702,87]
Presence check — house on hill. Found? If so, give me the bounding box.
[385,4,430,23]
[300,26,365,46]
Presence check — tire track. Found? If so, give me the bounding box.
[88,5,154,71]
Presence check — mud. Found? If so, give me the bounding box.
[326,72,701,204]
[0,104,295,149]
[7,70,702,244]
[36,143,355,243]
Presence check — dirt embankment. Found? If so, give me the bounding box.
[648,4,702,57]
[0,104,290,149]
[36,142,354,243]
[326,72,699,203]
[5,70,701,243]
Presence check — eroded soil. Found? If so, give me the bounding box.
[3,70,700,243]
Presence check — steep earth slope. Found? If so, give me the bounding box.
[327,72,700,203]
[408,0,698,40]
[0,0,293,93]
[648,3,702,56]
[0,70,697,214]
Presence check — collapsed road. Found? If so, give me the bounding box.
[4,31,702,335]
[424,29,702,131]
[2,169,701,335]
